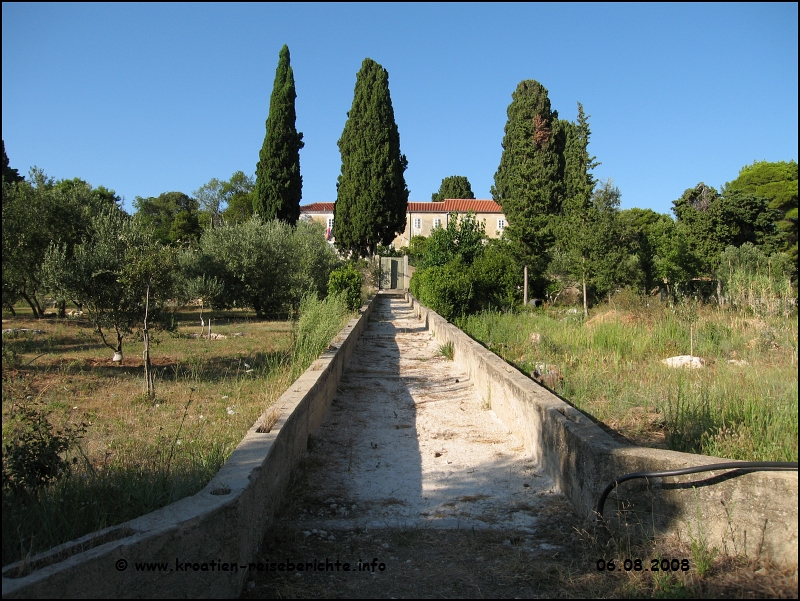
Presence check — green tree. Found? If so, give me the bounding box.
[254,45,304,225]
[491,80,565,289]
[617,207,666,293]
[725,160,798,265]
[2,170,120,316]
[650,216,701,297]
[191,217,338,318]
[2,140,24,184]
[552,103,598,315]
[42,208,175,360]
[431,176,475,202]
[673,183,781,276]
[133,191,202,245]
[333,58,409,257]
[421,212,486,269]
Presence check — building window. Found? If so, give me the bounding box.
[498,218,506,232]
[326,218,334,241]
[413,218,421,231]
[433,218,442,229]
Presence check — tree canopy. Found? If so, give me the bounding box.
[333,58,409,257]
[194,171,255,227]
[672,183,781,276]
[491,80,565,284]
[2,170,121,316]
[431,176,475,202]
[725,160,798,264]
[133,191,202,245]
[254,45,304,225]
[2,140,24,184]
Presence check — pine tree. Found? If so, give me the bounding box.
[254,45,304,225]
[431,176,475,202]
[334,58,409,257]
[491,80,565,277]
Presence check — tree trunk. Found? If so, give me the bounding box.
[57,300,66,318]
[143,281,155,399]
[583,276,588,318]
[20,291,41,318]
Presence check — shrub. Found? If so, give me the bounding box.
[327,264,363,312]
[410,241,522,319]
[470,242,522,311]
[410,260,474,321]
[2,401,84,496]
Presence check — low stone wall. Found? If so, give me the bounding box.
[408,294,798,566]
[2,296,376,599]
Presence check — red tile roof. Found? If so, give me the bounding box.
[300,202,335,212]
[301,200,502,214]
[408,199,503,213]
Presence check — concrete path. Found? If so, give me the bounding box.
[243,294,580,597]
[280,293,564,532]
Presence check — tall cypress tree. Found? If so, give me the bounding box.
[553,103,599,316]
[491,80,565,278]
[334,58,409,257]
[254,45,304,225]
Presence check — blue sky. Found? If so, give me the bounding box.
[2,3,797,216]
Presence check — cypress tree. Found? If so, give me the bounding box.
[491,80,565,274]
[2,140,24,184]
[334,58,409,257]
[561,103,597,216]
[254,45,304,225]
[554,103,599,316]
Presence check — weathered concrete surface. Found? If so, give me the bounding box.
[408,294,798,566]
[2,297,377,599]
[270,293,564,534]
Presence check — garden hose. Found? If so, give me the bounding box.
[596,461,799,523]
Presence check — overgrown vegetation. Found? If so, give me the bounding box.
[327,264,363,312]
[456,291,798,463]
[2,295,354,566]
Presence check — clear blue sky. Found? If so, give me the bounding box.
[3,3,797,216]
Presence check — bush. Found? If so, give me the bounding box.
[327,264,363,312]
[2,401,84,496]
[470,242,522,311]
[410,260,474,321]
[410,242,522,320]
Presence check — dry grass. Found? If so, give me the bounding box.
[2,305,297,565]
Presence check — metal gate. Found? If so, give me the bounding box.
[379,256,407,290]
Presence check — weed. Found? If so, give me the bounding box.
[687,496,718,577]
[458,300,798,461]
[437,341,454,360]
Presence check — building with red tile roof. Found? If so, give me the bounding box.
[299,200,507,247]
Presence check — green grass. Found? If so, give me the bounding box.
[2,296,354,566]
[456,298,798,462]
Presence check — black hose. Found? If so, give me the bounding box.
[596,461,798,523]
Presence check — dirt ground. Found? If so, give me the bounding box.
[241,295,798,599]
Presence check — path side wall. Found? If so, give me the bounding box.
[408,294,797,566]
[2,297,376,599]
